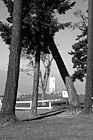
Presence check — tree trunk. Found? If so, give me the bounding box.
[31,48,40,117]
[41,84,46,100]
[41,89,46,106]
[0,0,23,123]
[40,74,47,106]
[40,55,53,104]
[83,0,93,114]
[65,76,80,111]
[45,35,80,111]
[39,70,46,100]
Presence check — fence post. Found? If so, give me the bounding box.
[0,100,2,110]
[49,101,52,110]
[30,101,32,109]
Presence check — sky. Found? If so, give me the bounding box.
[0,0,88,95]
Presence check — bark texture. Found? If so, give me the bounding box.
[40,56,53,100]
[0,0,23,123]
[83,0,93,114]
[65,76,80,111]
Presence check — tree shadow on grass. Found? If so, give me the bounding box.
[22,108,67,122]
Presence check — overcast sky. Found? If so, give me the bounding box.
[0,0,88,95]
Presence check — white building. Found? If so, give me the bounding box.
[49,76,55,94]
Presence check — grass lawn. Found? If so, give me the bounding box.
[0,110,93,140]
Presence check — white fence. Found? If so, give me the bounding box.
[1,97,93,110]
[16,99,64,110]
[0,99,64,110]
[0,100,2,110]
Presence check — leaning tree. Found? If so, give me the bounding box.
[33,0,80,111]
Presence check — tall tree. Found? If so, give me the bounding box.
[31,47,40,116]
[0,0,23,123]
[83,0,93,114]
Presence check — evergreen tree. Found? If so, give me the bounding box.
[69,11,88,82]
[69,2,93,114]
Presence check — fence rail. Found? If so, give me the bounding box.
[0,97,93,110]
[15,99,64,110]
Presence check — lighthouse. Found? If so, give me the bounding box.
[49,76,55,94]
